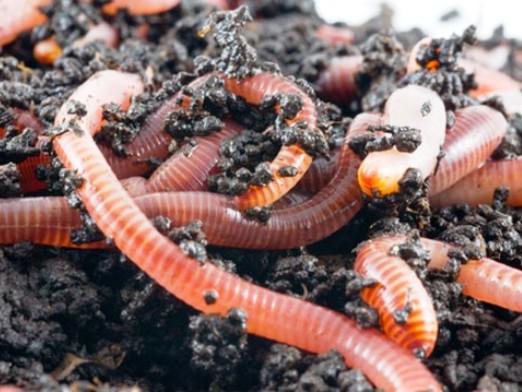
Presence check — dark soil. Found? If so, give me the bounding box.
[1,1,521,392]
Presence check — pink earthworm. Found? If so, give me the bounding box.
[357,84,446,197]
[43,70,440,391]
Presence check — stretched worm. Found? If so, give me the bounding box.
[0,0,50,47]
[430,158,522,208]
[48,70,440,392]
[357,85,446,197]
[429,105,508,196]
[0,113,375,249]
[355,237,438,357]
[316,55,363,106]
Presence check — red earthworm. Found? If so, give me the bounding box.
[355,237,438,357]
[316,55,363,106]
[295,154,337,194]
[142,120,243,194]
[429,105,508,196]
[47,70,439,391]
[0,112,375,250]
[422,238,522,312]
[0,0,50,47]
[430,158,522,208]
[358,85,446,197]
[223,73,318,209]
[315,25,355,46]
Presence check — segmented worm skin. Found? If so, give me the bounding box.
[315,25,355,46]
[47,70,440,391]
[355,238,438,357]
[144,121,243,194]
[296,154,337,194]
[430,158,522,208]
[429,105,508,196]
[422,238,522,313]
[358,85,446,197]
[224,73,318,209]
[316,55,363,105]
[0,0,50,47]
[1,113,374,250]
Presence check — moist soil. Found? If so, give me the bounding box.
[1,1,521,391]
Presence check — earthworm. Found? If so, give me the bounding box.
[367,236,522,315]
[315,25,355,46]
[430,158,522,208]
[357,85,446,197]
[1,113,375,249]
[355,237,438,357]
[223,73,318,209]
[429,105,508,196]
[295,154,337,194]
[48,70,439,391]
[34,22,119,65]
[316,55,363,105]
[0,0,50,47]
[423,238,522,312]
[141,120,243,194]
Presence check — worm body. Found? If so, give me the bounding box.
[423,238,522,312]
[145,121,242,193]
[431,158,522,207]
[355,238,438,357]
[0,0,50,47]
[429,105,508,196]
[1,113,375,250]
[358,85,446,196]
[224,73,318,209]
[46,70,439,391]
[316,55,363,105]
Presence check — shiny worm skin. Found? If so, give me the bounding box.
[355,238,438,357]
[316,55,363,106]
[429,105,508,196]
[47,70,440,392]
[223,73,318,209]
[357,84,446,197]
[0,113,377,250]
[430,158,522,208]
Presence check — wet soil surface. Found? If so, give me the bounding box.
[0,1,521,391]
